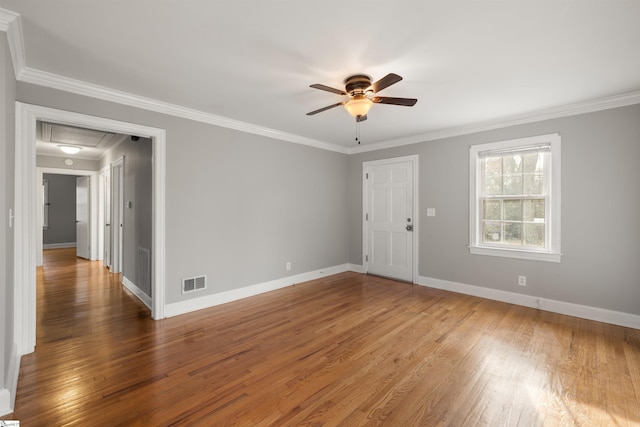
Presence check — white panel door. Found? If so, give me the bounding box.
[365,160,414,282]
[76,176,90,259]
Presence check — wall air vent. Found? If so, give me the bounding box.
[182,275,207,294]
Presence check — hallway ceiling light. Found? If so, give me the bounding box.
[58,145,82,154]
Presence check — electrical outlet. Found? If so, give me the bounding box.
[286,262,291,271]
[518,275,526,286]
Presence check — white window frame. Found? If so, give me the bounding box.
[469,133,561,262]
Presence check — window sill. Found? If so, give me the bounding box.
[469,246,561,263]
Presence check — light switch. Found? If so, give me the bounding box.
[427,208,436,217]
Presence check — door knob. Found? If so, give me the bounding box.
[406,224,413,231]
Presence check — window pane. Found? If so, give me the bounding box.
[483,200,501,220]
[503,155,522,174]
[503,174,523,195]
[504,200,522,221]
[485,176,503,195]
[482,221,502,243]
[523,199,545,221]
[485,157,502,176]
[523,153,543,173]
[504,223,523,245]
[524,173,543,194]
[524,223,545,247]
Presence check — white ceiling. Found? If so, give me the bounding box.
[3,1,640,149]
[36,121,128,160]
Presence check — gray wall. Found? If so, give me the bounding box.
[42,173,77,245]
[16,82,350,306]
[100,137,153,296]
[348,104,640,316]
[1,32,16,405]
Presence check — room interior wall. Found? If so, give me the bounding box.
[42,173,77,246]
[99,136,153,297]
[0,31,17,413]
[348,103,640,316]
[16,82,350,307]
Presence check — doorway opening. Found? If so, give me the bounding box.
[15,102,166,355]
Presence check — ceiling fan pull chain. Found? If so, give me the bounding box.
[355,121,361,144]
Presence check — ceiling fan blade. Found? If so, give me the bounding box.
[306,102,346,116]
[356,114,368,122]
[310,84,347,96]
[372,96,418,106]
[371,73,403,93]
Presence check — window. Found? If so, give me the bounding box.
[469,133,561,262]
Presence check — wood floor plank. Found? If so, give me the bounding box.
[2,248,640,426]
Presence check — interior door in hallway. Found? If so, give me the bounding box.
[76,176,90,259]
[364,158,416,282]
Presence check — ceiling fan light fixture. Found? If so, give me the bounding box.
[58,145,82,154]
[344,96,373,118]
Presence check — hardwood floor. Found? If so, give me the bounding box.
[3,248,640,426]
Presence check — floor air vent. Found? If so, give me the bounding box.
[182,275,207,294]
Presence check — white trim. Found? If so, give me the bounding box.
[362,155,419,283]
[349,90,640,154]
[0,389,10,417]
[15,103,166,360]
[468,246,561,263]
[418,276,640,330]
[0,8,25,79]
[165,264,350,318]
[348,263,364,273]
[122,276,152,310]
[37,167,99,265]
[0,342,20,415]
[18,67,348,154]
[43,242,76,249]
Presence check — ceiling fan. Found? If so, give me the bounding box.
[307,73,417,122]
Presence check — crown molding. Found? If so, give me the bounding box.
[3,7,640,156]
[0,8,26,79]
[348,90,640,154]
[18,66,349,154]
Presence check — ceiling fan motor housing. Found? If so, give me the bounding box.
[344,74,373,97]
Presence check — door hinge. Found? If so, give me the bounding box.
[365,172,368,179]
[366,255,368,262]
[365,213,368,221]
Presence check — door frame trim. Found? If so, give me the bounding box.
[36,167,99,265]
[362,154,419,283]
[15,102,167,355]
[110,156,124,274]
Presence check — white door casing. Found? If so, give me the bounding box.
[15,102,167,357]
[75,176,90,259]
[110,157,124,274]
[363,155,418,282]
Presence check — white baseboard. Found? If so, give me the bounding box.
[122,276,152,309]
[165,263,351,318]
[43,242,76,249]
[0,342,20,416]
[0,388,11,417]
[348,263,364,273]
[418,276,640,330]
